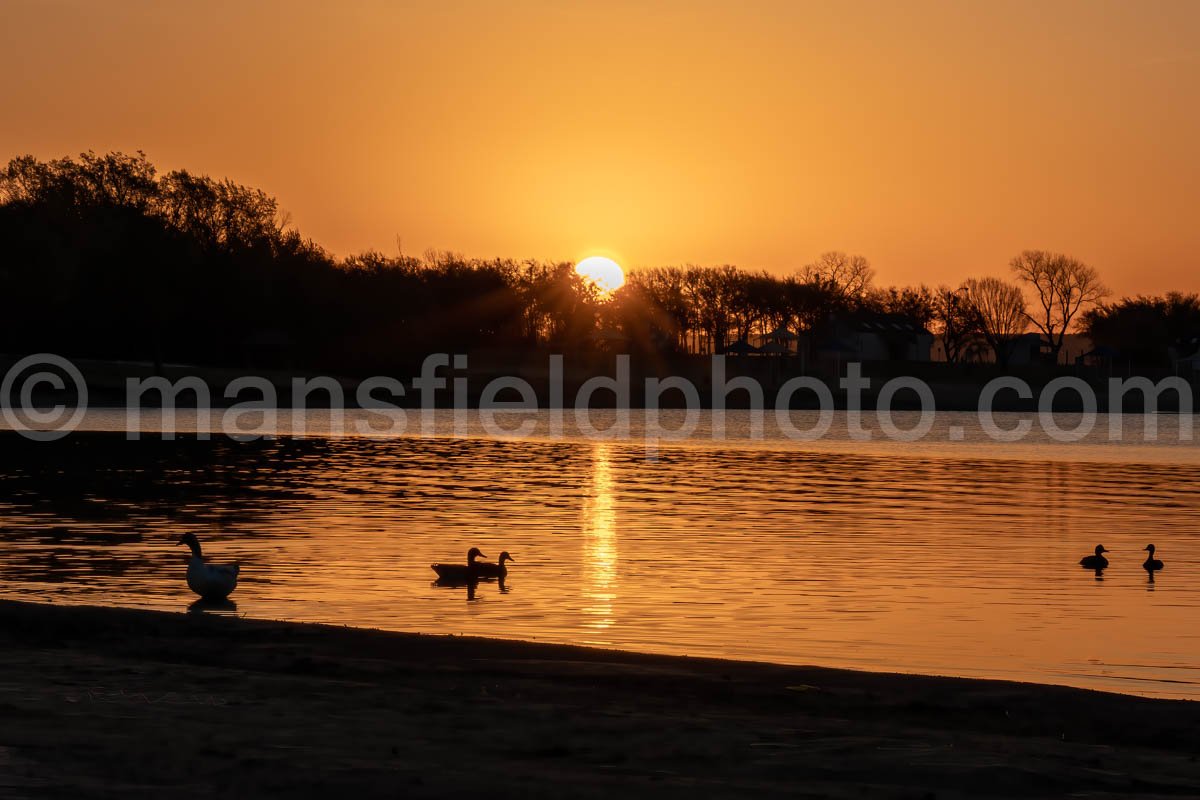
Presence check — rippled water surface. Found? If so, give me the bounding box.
[2,410,1199,698]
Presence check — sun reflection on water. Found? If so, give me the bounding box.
[581,444,617,635]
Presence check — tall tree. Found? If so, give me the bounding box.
[932,285,983,364]
[1010,250,1107,363]
[963,277,1026,368]
[798,251,874,301]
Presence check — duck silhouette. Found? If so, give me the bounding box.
[1079,544,1109,570]
[1143,544,1164,572]
[177,533,239,600]
[431,547,486,584]
[475,551,514,580]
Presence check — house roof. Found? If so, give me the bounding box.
[725,339,760,354]
[835,312,931,335]
[765,324,797,340]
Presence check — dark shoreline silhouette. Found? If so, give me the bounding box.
[4,151,1198,383]
[3,354,1194,412]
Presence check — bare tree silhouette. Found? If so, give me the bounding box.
[963,277,1027,368]
[932,285,983,364]
[798,251,874,301]
[1010,250,1107,363]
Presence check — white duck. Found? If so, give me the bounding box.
[177,533,239,600]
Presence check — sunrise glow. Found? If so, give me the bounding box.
[574,256,626,295]
[5,3,1200,794]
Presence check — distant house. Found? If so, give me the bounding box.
[1007,333,1093,366]
[934,332,1093,365]
[748,325,799,355]
[1075,345,1118,369]
[725,339,760,356]
[824,313,933,362]
[1057,333,1094,364]
[1007,333,1049,366]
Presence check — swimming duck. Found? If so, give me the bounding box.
[1080,544,1109,569]
[475,551,514,579]
[431,547,486,583]
[177,533,239,600]
[1143,544,1164,572]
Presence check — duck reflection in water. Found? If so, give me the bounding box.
[187,596,238,614]
[432,576,510,601]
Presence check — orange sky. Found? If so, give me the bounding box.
[2,0,1197,295]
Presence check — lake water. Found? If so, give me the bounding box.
[2,409,1199,698]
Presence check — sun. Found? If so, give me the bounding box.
[575,256,626,295]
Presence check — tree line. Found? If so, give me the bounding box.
[1,151,1193,373]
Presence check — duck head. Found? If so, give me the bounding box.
[177,532,202,558]
[1144,544,1156,555]
[467,547,486,563]
[1094,544,1108,556]
[498,551,514,565]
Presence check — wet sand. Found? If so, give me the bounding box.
[2,600,1198,798]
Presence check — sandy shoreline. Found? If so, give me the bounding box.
[2,600,1199,798]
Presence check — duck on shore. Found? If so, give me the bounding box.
[177,533,239,600]
[1080,545,1109,570]
[1143,544,1164,572]
[431,547,486,583]
[475,552,514,580]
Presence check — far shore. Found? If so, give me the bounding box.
[2,599,1199,798]
[5,352,1198,413]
